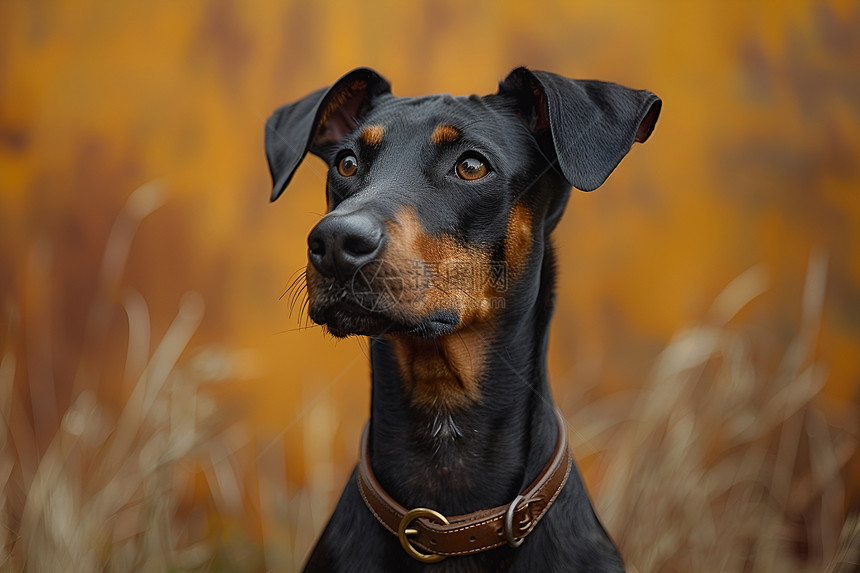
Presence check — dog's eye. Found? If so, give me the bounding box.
[456,156,488,181]
[338,155,358,177]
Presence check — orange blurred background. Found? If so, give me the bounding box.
[1,1,859,570]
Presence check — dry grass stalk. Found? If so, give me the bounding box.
[0,183,245,572]
[578,254,859,572]
[2,183,857,572]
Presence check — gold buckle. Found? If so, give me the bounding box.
[397,507,449,563]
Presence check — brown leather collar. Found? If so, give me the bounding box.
[356,407,573,563]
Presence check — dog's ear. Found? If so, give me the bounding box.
[499,67,661,192]
[265,68,391,201]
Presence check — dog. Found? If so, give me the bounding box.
[265,67,660,572]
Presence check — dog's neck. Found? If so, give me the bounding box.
[366,245,560,516]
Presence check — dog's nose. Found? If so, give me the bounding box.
[308,212,385,279]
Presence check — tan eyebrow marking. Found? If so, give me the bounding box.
[430,124,460,144]
[360,124,385,146]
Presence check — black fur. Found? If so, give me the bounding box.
[265,67,660,572]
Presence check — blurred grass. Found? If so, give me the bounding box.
[1,189,858,572]
[577,254,858,572]
[0,184,343,572]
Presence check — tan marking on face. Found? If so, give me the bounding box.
[379,206,507,411]
[305,205,518,411]
[430,124,460,144]
[504,203,533,275]
[360,124,385,146]
[384,207,499,324]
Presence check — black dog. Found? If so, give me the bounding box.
[265,67,660,572]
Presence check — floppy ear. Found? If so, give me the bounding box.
[499,67,661,192]
[264,68,391,201]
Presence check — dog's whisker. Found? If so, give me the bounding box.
[273,324,322,335]
[280,267,307,299]
[299,295,310,323]
[284,271,308,315]
[289,283,308,317]
[285,269,307,294]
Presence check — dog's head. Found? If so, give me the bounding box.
[265,68,660,340]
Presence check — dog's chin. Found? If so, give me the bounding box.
[403,309,460,339]
[310,303,460,340]
[314,308,397,338]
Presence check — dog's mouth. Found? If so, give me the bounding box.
[309,296,460,339]
[307,268,461,339]
[311,304,460,339]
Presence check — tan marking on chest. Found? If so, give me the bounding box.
[391,324,492,411]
